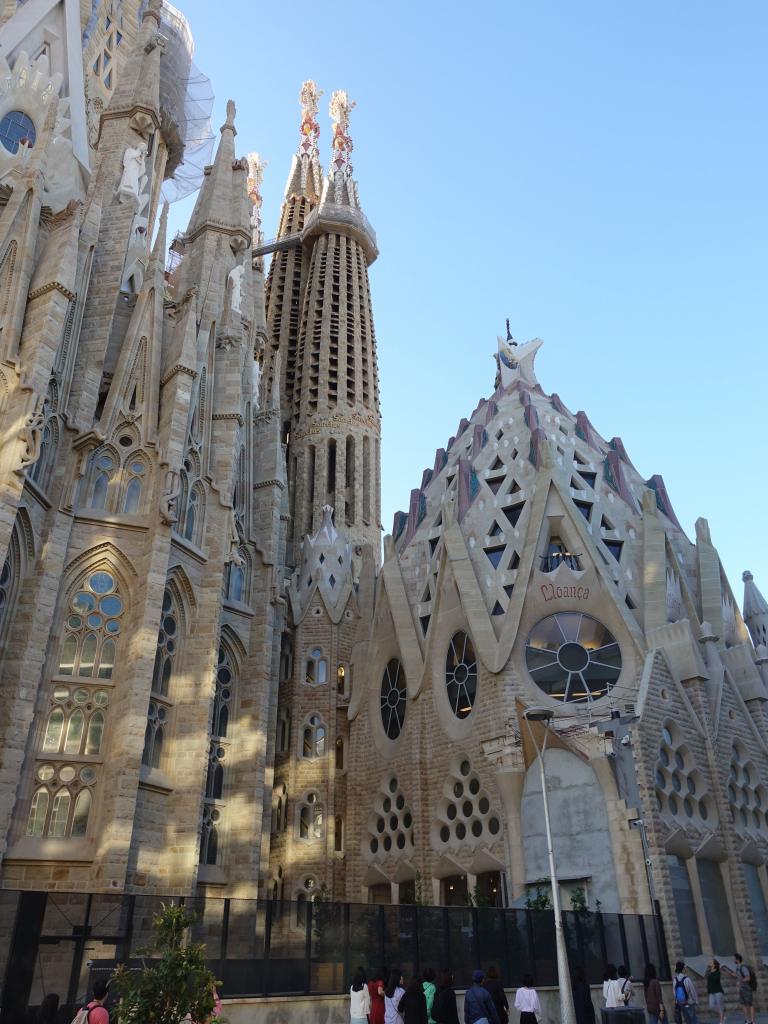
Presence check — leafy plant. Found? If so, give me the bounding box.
[569,886,588,912]
[524,879,552,911]
[401,871,427,906]
[467,883,491,909]
[111,903,221,1024]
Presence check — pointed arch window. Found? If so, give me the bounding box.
[29,384,59,493]
[122,457,147,513]
[200,640,237,868]
[89,452,116,509]
[298,793,323,840]
[144,587,181,769]
[301,715,326,759]
[58,571,123,679]
[26,788,49,836]
[49,789,71,837]
[305,647,328,686]
[141,702,167,768]
[0,524,22,653]
[205,744,225,799]
[40,690,111,756]
[152,589,178,697]
[213,645,235,739]
[225,554,248,603]
[177,450,205,546]
[199,805,220,865]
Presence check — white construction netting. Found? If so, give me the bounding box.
[158,0,214,203]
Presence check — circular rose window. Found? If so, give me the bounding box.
[525,612,621,703]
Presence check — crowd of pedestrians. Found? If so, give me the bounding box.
[351,952,760,1024]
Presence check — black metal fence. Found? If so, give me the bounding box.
[0,889,669,1023]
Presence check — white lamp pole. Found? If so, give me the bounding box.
[524,707,577,1024]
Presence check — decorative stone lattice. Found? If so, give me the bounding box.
[728,742,768,835]
[365,775,414,861]
[434,757,501,851]
[654,723,713,826]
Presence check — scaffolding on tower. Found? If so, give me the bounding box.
[157,0,215,203]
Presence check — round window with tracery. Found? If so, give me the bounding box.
[0,111,36,153]
[380,659,406,740]
[525,612,621,703]
[445,631,478,719]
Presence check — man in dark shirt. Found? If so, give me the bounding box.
[463,971,500,1024]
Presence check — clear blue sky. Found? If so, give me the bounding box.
[169,0,768,606]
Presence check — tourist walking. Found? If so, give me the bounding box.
[431,971,460,1024]
[398,975,428,1024]
[75,980,110,1024]
[704,959,725,1024]
[617,965,634,1006]
[513,974,541,1024]
[643,963,665,1024]
[423,967,437,1024]
[572,966,596,1024]
[464,970,500,1024]
[672,962,698,1024]
[369,968,387,1024]
[385,970,406,1024]
[33,993,60,1024]
[603,964,622,1008]
[483,965,509,1023]
[723,953,757,1024]
[351,967,372,1024]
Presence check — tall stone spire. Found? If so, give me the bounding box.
[286,91,381,559]
[743,570,768,649]
[263,81,323,414]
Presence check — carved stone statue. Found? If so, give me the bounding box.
[159,469,180,525]
[227,509,245,566]
[228,264,244,314]
[252,357,262,410]
[118,142,147,202]
[18,407,45,471]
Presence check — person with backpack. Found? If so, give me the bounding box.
[672,963,698,1024]
[603,965,622,1009]
[617,965,634,1007]
[464,970,500,1024]
[72,979,110,1024]
[723,952,756,1023]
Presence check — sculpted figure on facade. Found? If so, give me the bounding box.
[118,141,148,202]
[228,264,244,314]
[16,406,45,474]
[159,468,181,525]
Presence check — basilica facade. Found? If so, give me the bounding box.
[0,0,767,976]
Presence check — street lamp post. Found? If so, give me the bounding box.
[523,707,577,1024]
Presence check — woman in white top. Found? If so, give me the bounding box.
[351,967,372,1024]
[384,969,406,1024]
[514,974,541,1024]
[603,964,621,1008]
